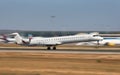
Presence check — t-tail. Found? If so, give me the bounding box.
[10,33,23,44]
[10,33,32,45]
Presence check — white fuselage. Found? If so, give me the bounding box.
[10,32,103,49]
[29,34,102,46]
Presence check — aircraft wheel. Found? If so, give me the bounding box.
[53,46,56,50]
[47,47,51,50]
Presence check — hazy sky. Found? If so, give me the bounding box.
[0,0,120,31]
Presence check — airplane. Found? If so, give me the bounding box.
[11,32,103,50]
[0,33,32,44]
[0,35,5,42]
[76,37,120,46]
[0,39,5,43]
[0,34,16,43]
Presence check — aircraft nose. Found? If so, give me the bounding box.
[98,37,103,41]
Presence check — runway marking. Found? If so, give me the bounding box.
[0,49,120,54]
[0,47,120,54]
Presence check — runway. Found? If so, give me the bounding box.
[0,47,120,54]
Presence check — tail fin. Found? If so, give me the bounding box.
[10,33,31,45]
[10,33,23,44]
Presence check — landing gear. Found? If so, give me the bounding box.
[97,41,100,45]
[47,46,56,50]
[53,46,56,50]
[96,41,100,48]
[47,46,51,50]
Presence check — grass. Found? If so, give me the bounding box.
[0,52,120,75]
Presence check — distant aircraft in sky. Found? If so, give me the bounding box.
[76,37,120,46]
[11,32,103,50]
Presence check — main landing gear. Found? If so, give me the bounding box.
[47,46,51,50]
[47,46,56,50]
[96,41,100,48]
[53,46,56,50]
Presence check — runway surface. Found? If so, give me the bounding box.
[0,47,120,54]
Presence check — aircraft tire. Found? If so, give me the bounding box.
[53,46,56,50]
[47,47,51,50]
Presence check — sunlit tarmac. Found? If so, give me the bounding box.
[0,47,120,54]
